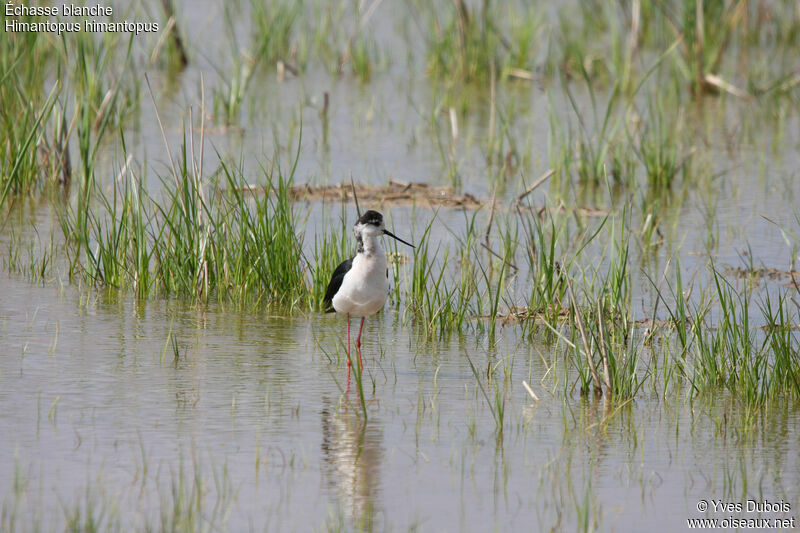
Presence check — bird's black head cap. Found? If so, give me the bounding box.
[357,210,384,227]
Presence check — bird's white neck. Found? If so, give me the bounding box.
[355,225,384,257]
[358,233,384,257]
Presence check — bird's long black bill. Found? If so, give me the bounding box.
[384,229,415,248]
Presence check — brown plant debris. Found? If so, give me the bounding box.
[724,267,798,284]
[240,178,610,216]
[516,204,611,219]
[493,306,569,324]
[495,306,673,330]
[287,179,482,209]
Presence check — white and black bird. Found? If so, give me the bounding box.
[323,210,414,390]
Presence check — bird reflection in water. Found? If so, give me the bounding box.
[321,398,384,530]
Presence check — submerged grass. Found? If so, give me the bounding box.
[1,449,235,533]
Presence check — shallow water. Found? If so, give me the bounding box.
[3,0,800,531]
[2,276,798,531]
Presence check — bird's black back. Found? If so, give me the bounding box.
[323,257,354,312]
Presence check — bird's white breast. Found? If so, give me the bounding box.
[331,252,389,317]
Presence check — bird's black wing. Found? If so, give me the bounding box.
[323,257,354,313]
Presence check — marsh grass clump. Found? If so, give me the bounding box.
[549,2,616,84]
[658,267,800,406]
[212,50,254,125]
[211,1,275,125]
[666,0,747,96]
[506,7,543,75]
[251,0,301,66]
[346,34,380,82]
[1,21,137,206]
[211,0,384,124]
[544,217,642,399]
[519,214,567,332]
[566,293,647,400]
[557,78,623,187]
[4,28,135,204]
[155,454,235,532]
[152,0,189,72]
[407,219,470,337]
[0,81,61,206]
[426,0,500,83]
[4,216,58,282]
[424,0,543,83]
[312,1,385,81]
[636,1,800,97]
[405,209,522,338]
[0,8,56,108]
[68,31,134,122]
[760,292,800,399]
[310,209,349,313]
[544,1,800,100]
[57,128,310,309]
[218,161,308,307]
[0,23,61,204]
[631,90,692,192]
[254,0,386,82]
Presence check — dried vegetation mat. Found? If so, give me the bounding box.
[240,177,610,217]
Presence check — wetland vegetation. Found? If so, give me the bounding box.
[1,0,799,531]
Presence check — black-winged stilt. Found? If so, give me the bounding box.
[323,210,414,391]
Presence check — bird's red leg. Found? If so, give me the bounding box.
[346,313,351,393]
[356,316,365,370]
